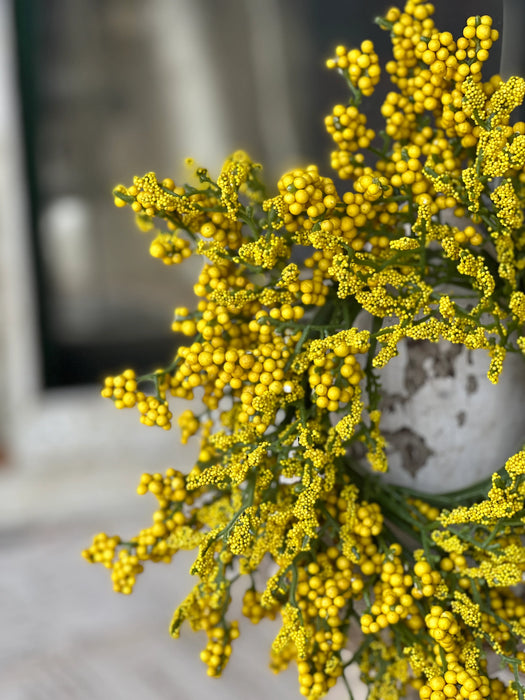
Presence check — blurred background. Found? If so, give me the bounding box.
[0,0,520,698]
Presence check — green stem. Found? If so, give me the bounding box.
[341,670,355,700]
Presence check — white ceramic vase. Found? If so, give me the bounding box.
[377,340,525,492]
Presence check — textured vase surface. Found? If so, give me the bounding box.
[377,340,525,492]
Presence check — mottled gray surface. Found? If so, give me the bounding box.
[0,472,364,700]
[378,340,525,491]
[0,514,293,700]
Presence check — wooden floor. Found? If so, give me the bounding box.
[0,474,365,700]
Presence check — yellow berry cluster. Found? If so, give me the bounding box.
[292,555,354,697]
[101,369,173,428]
[101,369,140,408]
[325,104,374,153]
[326,40,381,97]
[86,1,525,698]
[149,232,192,264]
[413,558,446,599]
[137,393,172,429]
[425,606,461,652]
[242,588,278,624]
[361,543,421,633]
[408,497,440,523]
[110,550,144,595]
[308,349,362,411]
[278,166,339,220]
[453,225,483,247]
[82,532,120,568]
[419,668,491,700]
[200,622,239,677]
[136,469,187,503]
[199,215,243,249]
